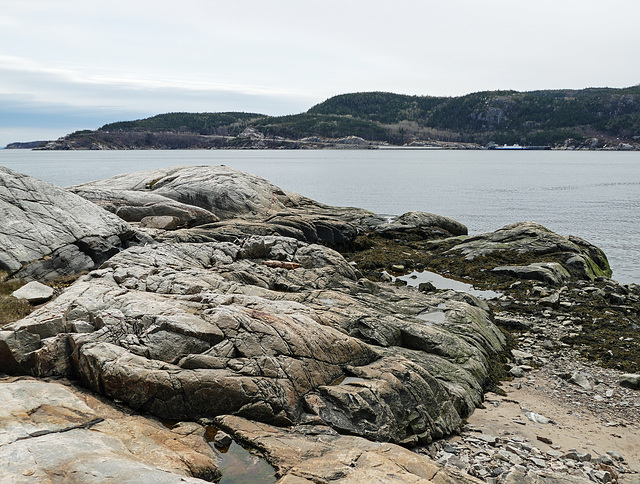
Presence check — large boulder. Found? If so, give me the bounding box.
[428,221,612,284]
[0,167,138,281]
[3,235,505,445]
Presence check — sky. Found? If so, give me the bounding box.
[1,0,639,147]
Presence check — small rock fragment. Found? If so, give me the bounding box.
[214,430,233,449]
[618,373,640,390]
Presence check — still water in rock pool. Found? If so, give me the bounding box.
[205,427,277,484]
[387,269,502,300]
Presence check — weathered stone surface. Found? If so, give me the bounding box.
[0,166,138,281]
[0,377,220,483]
[10,281,54,304]
[215,415,483,483]
[382,211,469,236]
[4,234,505,444]
[70,166,469,251]
[492,262,571,286]
[0,329,41,373]
[140,215,181,230]
[70,165,305,220]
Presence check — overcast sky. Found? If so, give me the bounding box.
[1,0,639,147]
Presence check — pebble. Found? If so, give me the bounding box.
[213,430,233,448]
[417,413,633,484]
[414,280,640,483]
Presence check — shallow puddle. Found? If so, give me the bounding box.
[205,427,277,484]
[390,270,501,299]
[339,376,369,385]
[416,310,447,323]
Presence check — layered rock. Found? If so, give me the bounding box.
[385,221,614,288]
[4,164,626,483]
[70,186,220,227]
[0,167,139,281]
[70,165,466,249]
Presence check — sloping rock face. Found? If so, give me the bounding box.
[3,233,505,446]
[70,165,303,220]
[0,167,139,281]
[0,377,220,482]
[70,186,220,227]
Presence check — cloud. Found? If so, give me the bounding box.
[0,55,322,146]
[2,0,640,147]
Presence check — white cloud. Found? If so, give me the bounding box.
[1,0,639,146]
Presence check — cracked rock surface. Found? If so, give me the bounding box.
[3,235,505,446]
[215,414,484,483]
[6,165,629,483]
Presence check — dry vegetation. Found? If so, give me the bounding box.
[0,272,33,326]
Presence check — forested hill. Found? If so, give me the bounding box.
[37,86,640,150]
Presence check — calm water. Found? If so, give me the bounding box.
[1,149,639,284]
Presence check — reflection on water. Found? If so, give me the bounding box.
[417,310,447,323]
[330,375,369,386]
[390,270,501,300]
[204,427,277,484]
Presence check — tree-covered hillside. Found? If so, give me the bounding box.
[308,87,640,146]
[38,86,640,150]
[101,112,263,136]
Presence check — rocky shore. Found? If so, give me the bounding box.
[1,165,638,483]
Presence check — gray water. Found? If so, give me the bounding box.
[1,149,639,284]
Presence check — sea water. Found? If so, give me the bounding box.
[1,148,639,284]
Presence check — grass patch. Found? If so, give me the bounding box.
[0,272,33,326]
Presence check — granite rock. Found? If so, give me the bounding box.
[0,166,138,281]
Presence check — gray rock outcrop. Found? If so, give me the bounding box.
[3,233,505,445]
[2,164,631,483]
[70,165,467,250]
[69,186,219,227]
[430,221,612,284]
[0,167,139,281]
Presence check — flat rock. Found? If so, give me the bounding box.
[10,281,54,304]
[215,415,483,483]
[0,377,220,482]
